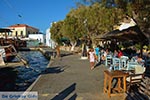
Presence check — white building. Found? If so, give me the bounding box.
[8,24,39,38]
[29,34,45,44]
[45,28,55,49]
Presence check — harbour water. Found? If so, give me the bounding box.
[0,51,49,91]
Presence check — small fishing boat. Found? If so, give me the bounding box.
[0,44,17,62]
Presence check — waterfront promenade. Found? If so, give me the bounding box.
[31,52,126,100]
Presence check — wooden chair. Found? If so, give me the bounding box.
[126,65,146,89]
[125,76,150,100]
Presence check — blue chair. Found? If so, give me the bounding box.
[112,58,121,70]
[126,61,139,70]
[120,56,129,69]
[105,55,112,67]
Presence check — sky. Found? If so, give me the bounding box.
[0,0,79,33]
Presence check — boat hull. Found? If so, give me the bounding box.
[0,45,17,62]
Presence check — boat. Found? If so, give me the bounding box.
[0,28,28,67]
[0,28,27,50]
[0,44,28,67]
[0,44,17,62]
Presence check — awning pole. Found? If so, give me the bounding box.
[140,42,144,58]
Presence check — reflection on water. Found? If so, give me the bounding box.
[0,51,49,91]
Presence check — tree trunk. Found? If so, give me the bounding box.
[81,43,87,57]
[70,41,77,51]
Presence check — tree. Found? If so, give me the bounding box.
[50,1,124,47]
[78,0,150,43]
[75,2,123,44]
[50,21,64,45]
[61,15,79,51]
[50,0,150,53]
[50,21,64,57]
[115,0,150,30]
[61,6,90,51]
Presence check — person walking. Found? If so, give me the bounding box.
[88,47,97,70]
[55,45,60,58]
[95,45,100,62]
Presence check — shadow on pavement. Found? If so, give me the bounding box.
[41,64,71,75]
[94,61,104,68]
[51,83,77,100]
[41,67,64,74]
[60,52,73,57]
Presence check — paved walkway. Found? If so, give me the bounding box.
[31,53,126,100]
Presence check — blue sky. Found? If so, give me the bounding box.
[0,0,79,33]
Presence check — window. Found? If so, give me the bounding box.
[21,31,23,37]
[16,31,18,37]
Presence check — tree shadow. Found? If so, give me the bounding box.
[94,61,102,68]
[41,67,64,74]
[125,84,150,100]
[125,91,149,100]
[41,65,70,75]
[60,53,73,57]
[51,83,77,100]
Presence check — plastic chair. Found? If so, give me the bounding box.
[105,55,112,67]
[126,61,139,70]
[112,57,121,70]
[120,56,129,69]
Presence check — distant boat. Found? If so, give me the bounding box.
[0,28,27,50]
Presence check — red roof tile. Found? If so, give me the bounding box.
[9,24,39,31]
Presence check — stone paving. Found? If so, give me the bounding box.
[31,53,126,100]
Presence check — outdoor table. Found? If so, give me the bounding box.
[103,70,129,98]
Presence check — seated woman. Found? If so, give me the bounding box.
[100,48,109,64]
[118,49,123,58]
[137,55,145,67]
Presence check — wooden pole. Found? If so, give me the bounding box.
[140,42,143,58]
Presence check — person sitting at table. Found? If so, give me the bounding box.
[113,49,118,58]
[100,48,109,64]
[118,49,123,58]
[137,55,145,66]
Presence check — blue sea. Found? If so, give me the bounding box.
[0,51,49,91]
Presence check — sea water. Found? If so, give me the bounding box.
[0,51,49,91]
